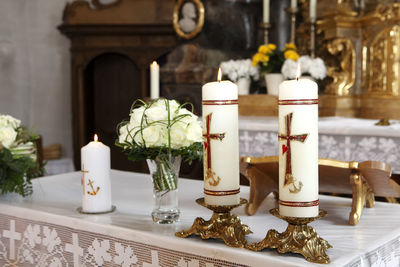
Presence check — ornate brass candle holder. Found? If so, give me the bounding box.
[246,208,332,264]
[175,198,252,248]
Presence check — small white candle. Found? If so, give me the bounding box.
[291,0,297,9]
[263,0,270,24]
[310,0,317,22]
[81,134,112,213]
[278,67,319,217]
[150,61,160,99]
[202,68,240,206]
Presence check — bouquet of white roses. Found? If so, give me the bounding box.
[116,99,202,191]
[0,114,41,196]
[220,59,259,82]
[281,55,327,80]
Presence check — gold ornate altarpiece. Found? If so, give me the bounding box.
[240,2,400,120]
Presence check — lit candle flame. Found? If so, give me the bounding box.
[296,63,301,81]
[217,68,222,82]
[94,134,98,142]
[152,61,158,67]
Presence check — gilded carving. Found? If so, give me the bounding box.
[368,25,400,96]
[326,38,356,96]
[175,198,251,248]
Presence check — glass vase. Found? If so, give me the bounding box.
[146,155,181,224]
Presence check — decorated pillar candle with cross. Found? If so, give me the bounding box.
[202,68,240,206]
[278,74,319,218]
[81,134,112,213]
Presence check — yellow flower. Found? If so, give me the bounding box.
[267,44,276,51]
[252,58,258,66]
[284,50,299,61]
[285,43,296,50]
[260,54,270,63]
[258,45,270,54]
[252,53,261,66]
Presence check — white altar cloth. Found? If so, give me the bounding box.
[239,116,400,173]
[1,170,400,266]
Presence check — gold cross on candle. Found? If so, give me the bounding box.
[278,112,308,193]
[203,113,225,186]
[81,165,89,195]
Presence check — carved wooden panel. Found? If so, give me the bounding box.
[59,0,179,169]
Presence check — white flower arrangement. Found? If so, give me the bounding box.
[117,99,203,192]
[0,114,41,196]
[118,99,202,150]
[117,98,203,162]
[0,115,21,149]
[220,59,259,82]
[281,55,327,80]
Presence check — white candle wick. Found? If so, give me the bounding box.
[217,68,222,83]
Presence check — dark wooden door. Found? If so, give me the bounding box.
[84,53,147,173]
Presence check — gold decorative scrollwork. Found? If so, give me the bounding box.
[326,38,356,96]
[368,25,400,96]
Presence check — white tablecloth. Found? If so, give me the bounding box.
[44,158,75,176]
[239,116,400,173]
[0,170,400,266]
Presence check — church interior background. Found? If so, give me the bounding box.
[2,0,399,179]
[2,0,400,266]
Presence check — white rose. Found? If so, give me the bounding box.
[129,106,145,126]
[185,122,202,143]
[142,125,166,147]
[175,108,198,125]
[145,106,168,122]
[152,99,180,115]
[118,124,131,144]
[0,115,20,129]
[0,126,17,148]
[170,123,187,148]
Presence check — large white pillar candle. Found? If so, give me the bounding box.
[310,0,317,22]
[263,0,270,24]
[150,61,160,99]
[278,74,319,218]
[202,69,240,206]
[81,134,112,213]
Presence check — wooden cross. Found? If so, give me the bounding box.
[278,112,308,193]
[203,113,225,186]
[87,179,100,195]
[81,165,89,195]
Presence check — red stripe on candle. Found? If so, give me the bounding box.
[279,199,319,207]
[202,100,238,105]
[278,99,318,105]
[204,188,240,196]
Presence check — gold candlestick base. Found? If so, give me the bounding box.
[175,198,252,248]
[246,208,332,264]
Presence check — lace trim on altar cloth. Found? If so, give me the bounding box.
[0,215,248,267]
[239,130,400,173]
[345,236,400,267]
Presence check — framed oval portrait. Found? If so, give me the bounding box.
[173,0,205,40]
